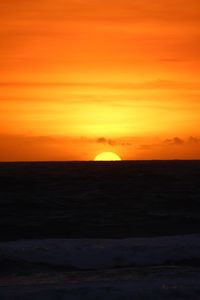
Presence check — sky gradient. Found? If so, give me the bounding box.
[0,0,200,160]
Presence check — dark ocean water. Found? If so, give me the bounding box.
[0,160,200,240]
[1,161,200,299]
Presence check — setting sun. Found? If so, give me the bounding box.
[94,152,121,161]
[0,0,200,161]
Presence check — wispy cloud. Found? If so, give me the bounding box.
[97,137,132,146]
[164,137,184,145]
[188,136,200,144]
[1,0,199,23]
[0,80,199,90]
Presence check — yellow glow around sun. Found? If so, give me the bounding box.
[94,152,122,161]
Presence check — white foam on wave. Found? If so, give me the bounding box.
[0,235,200,269]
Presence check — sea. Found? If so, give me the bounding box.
[0,160,200,299]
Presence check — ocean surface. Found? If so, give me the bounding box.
[1,160,200,299]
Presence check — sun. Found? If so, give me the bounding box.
[94,152,122,161]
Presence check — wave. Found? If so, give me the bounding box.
[0,235,200,270]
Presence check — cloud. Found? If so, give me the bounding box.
[0,134,80,145]
[188,136,200,144]
[97,137,115,145]
[138,136,200,151]
[97,137,132,146]
[0,135,133,147]
[0,80,199,90]
[2,0,199,23]
[164,137,184,145]
[97,137,109,144]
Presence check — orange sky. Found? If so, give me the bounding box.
[0,0,200,161]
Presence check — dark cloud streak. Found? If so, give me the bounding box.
[164,137,184,145]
